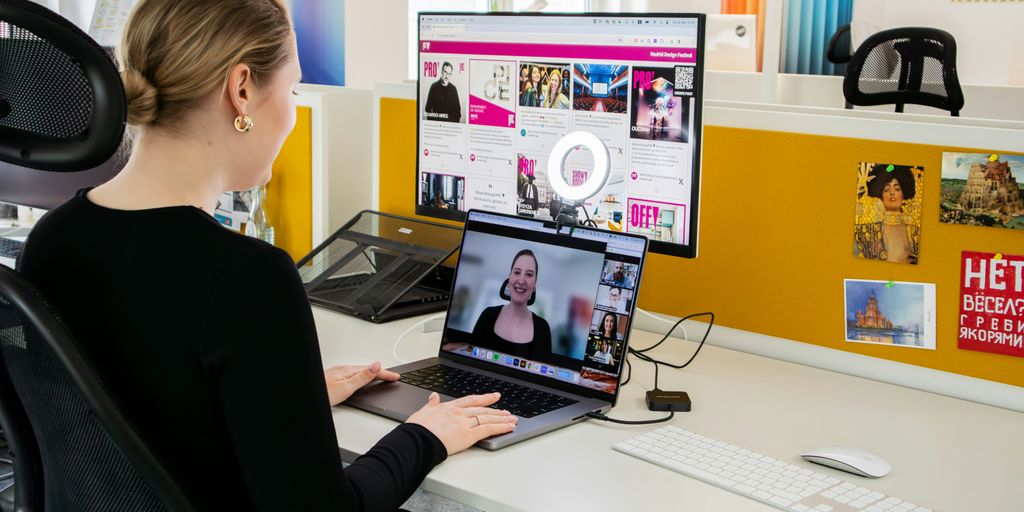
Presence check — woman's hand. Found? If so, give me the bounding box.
[406,392,517,455]
[325,362,400,406]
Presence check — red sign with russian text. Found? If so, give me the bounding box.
[958,251,1024,358]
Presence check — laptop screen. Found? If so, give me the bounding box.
[441,210,647,398]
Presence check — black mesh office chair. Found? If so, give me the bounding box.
[826,24,852,65]
[0,266,194,511]
[0,0,125,171]
[842,27,964,116]
[0,0,193,510]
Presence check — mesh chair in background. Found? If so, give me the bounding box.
[842,27,964,116]
[0,0,192,509]
[826,24,853,66]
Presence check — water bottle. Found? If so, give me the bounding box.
[245,185,275,246]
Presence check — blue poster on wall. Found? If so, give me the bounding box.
[292,0,345,86]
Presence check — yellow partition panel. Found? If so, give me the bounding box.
[265,106,313,262]
[379,97,1024,387]
[379,98,463,228]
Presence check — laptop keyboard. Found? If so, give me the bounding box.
[0,238,23,259]
[399,365,578,418]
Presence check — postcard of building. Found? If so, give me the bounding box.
[844,279,937,349]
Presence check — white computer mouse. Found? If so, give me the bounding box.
[800,447,891,478]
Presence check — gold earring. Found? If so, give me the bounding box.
[234,114,253,133]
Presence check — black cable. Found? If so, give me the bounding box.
[586,410,674,425]
[579,205,598,228]
[628,312,715,391]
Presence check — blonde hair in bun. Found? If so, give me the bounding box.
[118,0,293,129]
[122,69,159,126]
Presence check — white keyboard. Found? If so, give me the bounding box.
[613,425,933,512]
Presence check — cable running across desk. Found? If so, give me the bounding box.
[623,311,715,390]
[588,312,715,426]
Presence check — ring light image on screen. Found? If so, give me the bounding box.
[415,13,706,258]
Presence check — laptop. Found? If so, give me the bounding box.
[345,209,649,449]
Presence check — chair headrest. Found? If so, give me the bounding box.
[0,0,126,171]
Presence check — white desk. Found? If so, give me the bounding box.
[315,309,1024,512]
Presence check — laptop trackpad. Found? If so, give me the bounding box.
[347,381,431,420]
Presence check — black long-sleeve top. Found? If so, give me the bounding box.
[471,305,552,360]
[17,189,447,511]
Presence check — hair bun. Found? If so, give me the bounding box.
[122,69,159,126]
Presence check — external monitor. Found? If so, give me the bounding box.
[415,13,706,258]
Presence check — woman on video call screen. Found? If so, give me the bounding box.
[472,249,553,360]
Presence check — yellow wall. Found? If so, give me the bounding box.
[266,106,313,261]
[379,98,1024,388]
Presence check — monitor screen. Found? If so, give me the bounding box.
[415,13,705,258]
[441,210,648,400]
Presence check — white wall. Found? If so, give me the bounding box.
[634,0,720,13]
[345,0,411,89]
[853,0,1024,86]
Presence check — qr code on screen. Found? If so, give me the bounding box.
[674,65,694,97]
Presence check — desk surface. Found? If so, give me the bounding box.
[315,309,1024,512]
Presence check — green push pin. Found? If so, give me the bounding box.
[885,165,895,173]
[885,281,895,288]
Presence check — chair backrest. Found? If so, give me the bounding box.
[842,27,964,116]
[0,0,126,172]
[0,265,194,511]
[826,24,852,65]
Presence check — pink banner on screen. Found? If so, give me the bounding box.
[468,95,517,128]
[420,41,696,64]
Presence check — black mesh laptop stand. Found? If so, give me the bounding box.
[296,210,461,323]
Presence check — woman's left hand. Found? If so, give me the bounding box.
[325,361,400,406]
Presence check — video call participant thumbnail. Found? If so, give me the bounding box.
[596,284,632,314]
[586,337,621,366]
[472,249,552,360]
[424,61,462,123]
[591,310,625,341]
[600,260,637,289]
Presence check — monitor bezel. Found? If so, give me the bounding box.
[414,11,706,259]
[437,208,649,405]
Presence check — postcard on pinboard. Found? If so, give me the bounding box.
[844,279,936,349]
[940,152,1024,230]
[853,162,924,265]
[958,251,1024,358]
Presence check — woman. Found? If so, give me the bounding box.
[520,65,542,107]
[598,312,620,341]
[17,0,514,509]
[472,250,552,360]
[854,164,920,264]
[591,340,613,365]
[542,69,571,109]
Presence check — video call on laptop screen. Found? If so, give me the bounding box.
[442,211,647,396]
